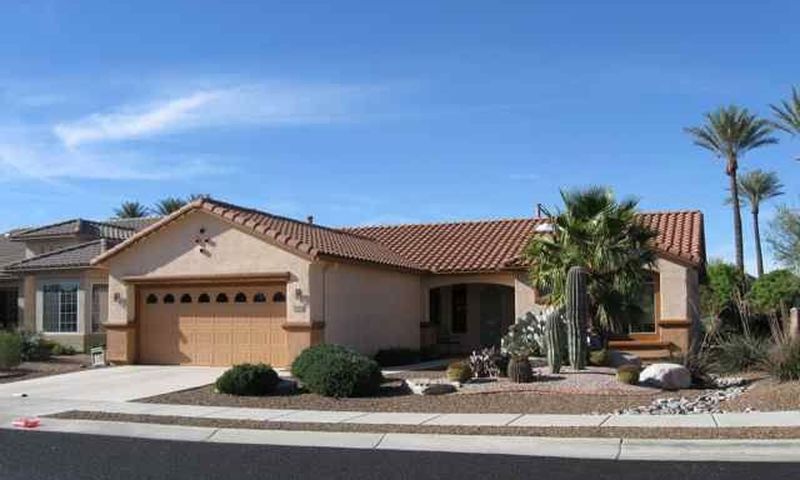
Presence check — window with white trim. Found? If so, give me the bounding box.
[43,283,79,333]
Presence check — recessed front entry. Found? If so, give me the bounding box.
[137,283,288,366]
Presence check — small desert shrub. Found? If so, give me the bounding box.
[589,349,609,367]
[616,364,640,385]
[51,343,77,356]
[446,361,472,383]
[708,334,769,374]
[215,363,280,396]
[293,344,383,398]
[19,332,52,361]
[469,347,505,378]
[374,348,420,367]
[764,339,800,382]
[291,344,354,380]
[0,332,22,369]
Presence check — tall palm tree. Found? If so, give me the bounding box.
[737,170,784,277]
[685,106,778,273]
[525,187,657,335]
[114,201,149,219]
[771,87,800,136]
[153,197,187,215]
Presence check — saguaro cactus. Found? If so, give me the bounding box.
[566,266,589,370]
[545,309,564,374]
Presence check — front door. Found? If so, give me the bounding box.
[479,285,504,347]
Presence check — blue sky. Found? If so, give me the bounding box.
[0,1,798,273]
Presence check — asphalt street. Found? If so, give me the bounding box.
[0,429,797,480]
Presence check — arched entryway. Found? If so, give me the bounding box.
[428,283,514,354]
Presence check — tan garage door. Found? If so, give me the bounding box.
[138,284,289,366]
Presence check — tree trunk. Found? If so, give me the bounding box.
[753,208,763,277]
[729,168,745,274]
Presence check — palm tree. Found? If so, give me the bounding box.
[737,170,784,277]
[525,187,657,335]
[114,201,149,219]
[771,87,800,136]
[153,197,187,215]
[685,105,778,273]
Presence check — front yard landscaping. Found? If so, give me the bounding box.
[0,354,89,384]
[0,330,91,384]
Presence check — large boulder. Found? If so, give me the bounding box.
[608,350,642,369]
[639,363,691,390]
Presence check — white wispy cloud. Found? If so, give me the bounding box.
[54,83,370,148]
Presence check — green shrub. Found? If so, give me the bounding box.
[51,343,77,356]
[215,363,280,396]
[0,332,22,369]
[292,344,383,398]
[708,334,769,374]
[764,339,800,382]
[446,361,472,382]
[291,344,354,380]
[374,348,420,367]
[616,364,640,385]
[589,349,609,367]
[19,332,52,361]
[747,270,800,318]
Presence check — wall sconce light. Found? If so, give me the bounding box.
[295,288,303,300]
[113,292,122,302]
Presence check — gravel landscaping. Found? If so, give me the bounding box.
[48,410,800,439]
[0,355,89,384]
[723,375,800,412]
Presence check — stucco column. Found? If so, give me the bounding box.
[790,308,800,341]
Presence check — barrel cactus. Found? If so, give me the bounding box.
[507,356,534,383]
[566,266,589,370]
[544,309,564,374]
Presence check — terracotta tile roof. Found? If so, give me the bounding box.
[93,197,705,274]
[93,198,426,271]
[5,239,114,272]
[10,219,136,241]
[346,211,705,273]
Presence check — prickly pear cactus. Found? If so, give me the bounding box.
[545,309,564,374]
[566,266,589,370]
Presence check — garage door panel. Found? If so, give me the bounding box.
[138,284,288,366]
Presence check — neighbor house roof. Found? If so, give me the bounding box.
[93,197,705,274]
[0,232,26,280]
[4,239,113,272]
[92,198,426,272]
[10,219,136,241]
[346,210,706,273]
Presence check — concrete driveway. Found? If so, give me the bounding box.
[0,366,226,402]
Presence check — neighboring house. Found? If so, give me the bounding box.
[0,217,158,351]
[90,197,705,367]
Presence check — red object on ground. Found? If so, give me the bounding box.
[12,417,41,429]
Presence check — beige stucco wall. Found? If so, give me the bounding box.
[655,257,697,323]
[317,261,423,355]
[104,210,313,327]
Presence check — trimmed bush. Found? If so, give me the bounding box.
[446,361,472,383]
[292,344,383,398]
[0,332,22,370]
[374,348,421,367]
[765,339,800,382]
[291,344,354,380]
[616,364,640,385]
[708,334,769,374]
[215,363,280,396]
[19,332,52,361]
[589,349,609,367]
[51,343,77,356]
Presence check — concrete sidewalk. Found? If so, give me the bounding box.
[2,396,800,429]
[4,416,800,462]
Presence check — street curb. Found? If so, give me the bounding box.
[5,418,800,462]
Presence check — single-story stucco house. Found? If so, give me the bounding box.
[0,197,705,366]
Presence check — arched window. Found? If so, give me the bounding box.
[253,293,267,303]
[272,291,286,303]
[163,294,175,304]
[234,292,247,303]
[180,294,192,304]
[216,293,229,303]
[198,293,211,303]
[146,294,158,304]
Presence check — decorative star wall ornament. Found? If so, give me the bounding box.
[194,227,211,254]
